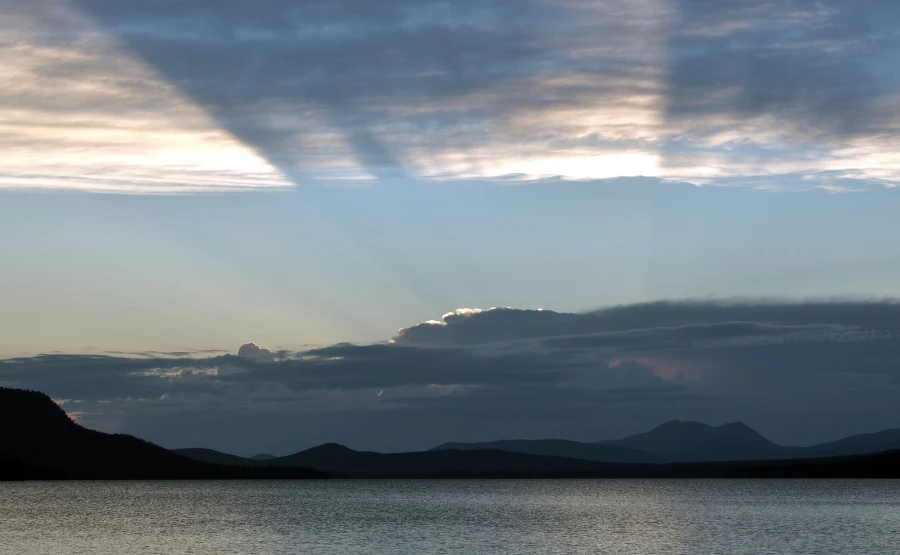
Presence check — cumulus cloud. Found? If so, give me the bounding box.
[3,300,900,452]
[237,342,277,363]
[216,342,277,375]
[3,0,898,192]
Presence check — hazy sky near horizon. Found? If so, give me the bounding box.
[3,0,900,451]
[4,183,900,357]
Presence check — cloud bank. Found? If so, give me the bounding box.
[3,300,900,452]
[2,0,899,192]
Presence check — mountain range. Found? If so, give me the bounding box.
[432,420,900,463]
[176,442,650,477]
[176,442,900,479]
[3,387,900,480]
[173,419,900,478]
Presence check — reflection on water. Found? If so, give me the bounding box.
[1,480,898,554]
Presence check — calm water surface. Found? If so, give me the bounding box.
[1,480,898,554]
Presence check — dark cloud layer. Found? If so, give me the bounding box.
[394,303,900,347]
[3,301,900,453]
[666,0,899,136]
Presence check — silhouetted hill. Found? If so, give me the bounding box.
[0,454,63,481]
[272,444,636,476]
[0,388,325,480]
[176,441,900,478]
[174,422,900,476]
[602,421,789,461]
[206,442,900,478]
[171,449,280,466]
[798,429,900,458]
[599,420,900,462]
[176,442,643,477]
[430,439,661,463]
[173,448,267,467]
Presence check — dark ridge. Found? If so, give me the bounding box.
[599,419,900,462]
[601,420,788,462]
[250,453,276,461]
[0,388,325,480]
[429,439,661,463]
[173,448,266,468]
[798,429,900,458]
[233,444,900,479]
[723,450,900,479]
[274,446,642,477]
[173,444,369,469]
[0,454,64,481]
[188,442,900,479]
[175,442,651,476]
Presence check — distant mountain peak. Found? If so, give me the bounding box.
[647,420,761,436]
[599,419,782,461]
[654,420,714,431]
[304,443,356,454]
[716,421,761,434]
[432,442,466,450]
[718,421,751,428]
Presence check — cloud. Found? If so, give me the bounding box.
[3,300,900,451]
[64,0,670,186]
[659,0,900,189]
[3,0,897,192]
[392,302,900,347]
[237,342,277,363]
[0,0,290,193]
[216,342,277,375]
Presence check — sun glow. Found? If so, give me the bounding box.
[484,152,662,181]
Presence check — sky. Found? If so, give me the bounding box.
[2,0,900,454]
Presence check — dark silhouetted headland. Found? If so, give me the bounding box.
[0,453,62,481]
[0,388,326,480]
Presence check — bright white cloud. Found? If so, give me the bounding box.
[237,342,277,362]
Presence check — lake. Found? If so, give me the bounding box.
[1,480,898,554]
